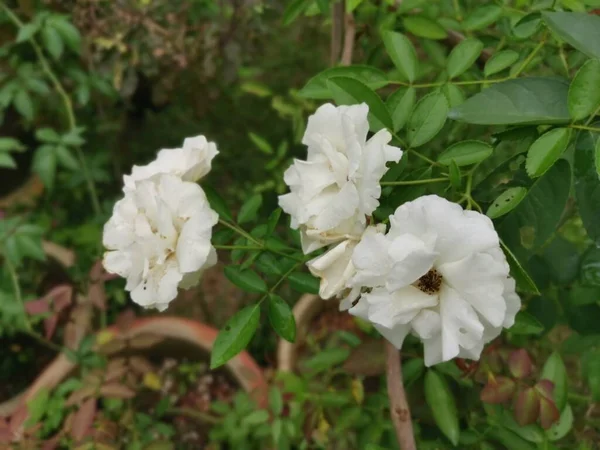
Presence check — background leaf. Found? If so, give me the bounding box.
[542,11,600,59]
[211,305,260,368]
[267,294,296,343]
[574,129,600,244]
[406,92,448,147]
[525,128,571,178]
[568,59,600,121]
[438,140,492,166]
[424,370,460,445]
[446,38,483,79]
[382,31,418,82]
[299,65,388,99]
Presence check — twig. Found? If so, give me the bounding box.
[340,13,355,66]
[385,342,416,450]
[330,1,344,65]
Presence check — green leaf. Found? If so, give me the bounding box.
[381,31,418,82]
[574,129,600,244]
[32,145,57,190]
[449,160,461,189]
[224,266,267,293]
[581,246,600,286]
[35,127,61,143]
[542,12,600,59]
[406,92,448,147]
[248,132,273,154]
[51,17,81,53]
[13,89,34,121]
[282,0,310,25]
[303,348,350,373]
[403,16,448,40]
[463,5,503,31]
[513,12,542,40]
[288,272,319,294]
[16,22,39,42]
[501,241,540,295]
[596,137,600,178]
[55,145,79,170]
[446,38,483,79]
[484,50,520,77]
[424,370,459,446]
[541,352,568,411]
[0,153,16,168]
[568,59,600,121]
[204,186,233,222]
[25,388,49,425]
[387,87,416,132]
[41,25,64,60]
[299,65,389,99]
[510,311,544,335]
[438,140,492,166]
[525,128,571,178]
[487,187,528,219]
[449,77,570,125]
[268,294,296,343]
[210,305,260,369]
[266,208,282,236]
[237,193,263,224]
[545,405,573,441]
[441,83,465,108]
[0,137,25,152]
[327,77,393,131]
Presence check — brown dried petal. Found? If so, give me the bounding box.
[480,375,516,404]
[25,298,50,315]
[65,386,96,407]
[71,398,96,442]
[539,395,561,429]
[99,383,136,399]
[513,387,540,426]
[508,349,533,379]
[129,356,155,375]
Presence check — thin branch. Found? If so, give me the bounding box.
[330,1,344,65]
[385,342,416,450]
[340,13,356,66]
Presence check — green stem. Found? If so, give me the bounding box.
[0,2,101,216]
[408,149,439,167]
[569,124,600,133]
[381,177,447,186]
[4,252,26,328]
[512,36,546,78]
[584,105,600,127]
[218,219,262,246]
[23,329,63,352]
[389,77,508,89]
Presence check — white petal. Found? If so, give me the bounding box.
[366,286,438,329]
[307,239,356,299]
[350,227,392,287]
[502,276,521,328]
[311,182,360,231]
[386,233,437,291]
[411,309,441,340]
[130,259,183,309]
[375,323,411,350]
[422,334,444,367]
[103,250,132,277]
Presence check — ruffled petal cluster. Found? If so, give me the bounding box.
[103,135,219,311]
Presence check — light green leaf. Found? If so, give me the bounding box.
[526,128,571,178]
[541,353,568,411]
[282,0,310,25]
[327,77,393,131]
[449,77,570,125]
[0,137,25,152]
[574,129,600,244]
[210,305,260,369]
[16,23,39,42]
[510,311,544,335]
[32,145,57,190]
[35,127,61,143]
[248,132,273,154]
[299,65,389,99]
[568,59,600,121]
[449,160,461,189]
[463,5,503,31]
[387,87,416,132]
[268,294,296,343]
[237,193,263,224]
[41,25,64,60]
[406,92,448,147]
[484,50,520,77]
[545,405,573,441]
[438,140,492,166]
[381,31,418,82]
[596,138,600,178]
[288,272,319,294]
[513,12,542,40]
[55,145,79,171]
[441,84,465,108]
[51,17,81,53]
[403,16,448,40]
[424,370,459,446]
[0,153,16,168]
[447,38,483,79]
[224,266,267,293]
[13,89,34,121]
[487,187,528,219]
[542,11,600,59]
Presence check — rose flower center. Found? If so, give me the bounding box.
[416,269,443,294]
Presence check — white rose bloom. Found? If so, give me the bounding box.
[103,174,218,311]
[124,135,218,191]
[307,225,385,300]
[278,103,402,253]
[347,195,520,366]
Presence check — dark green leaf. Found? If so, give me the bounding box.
[501,241,540,295]
[581,246,600,286]
[463,5,503,31]
[381,31,418,82]
[288,272,319,294]
[406,92,449,147]
[299,65,388,99]
[51,17,81,53]
[266,208,282,236]
[41,25,64,60]
[513,12,542,40]
[438,140,492,166]
[204,186,233,221]
[449,160,461,189]
[424,370,459,446]
[302,348,350,373]
[210,305,260,369]
[16,23,39,42]
[55,145,79,171]
[13,89,34,121]
[568,59,600,121]
[0,137,25,152]
[449,77,570,125]
[441,83,465,108]
[32,145,57,190]
[487,187,528,219]
[574,129,600,244]
[282,0,310,25]
[268,294,296,342]
[248,132,273,154]
[510,311,544,335]
[542,237,580,286]
[35,127,61,143]
[255,253,283,277]
[540,352,568,411]
[525,128,571,178]
[237,193,263,224]
[224,266,267,293]
[403,16,448,40]
[484,50,520,77]
[542,12,600,59]
[0,153,16,168]
[327,77,393,131]
[387,87,416,132]
[446,38,483,79]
